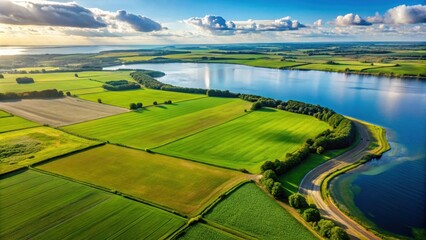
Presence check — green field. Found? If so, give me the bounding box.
[0,71,134,93]
[0,115,38,133]
[63,97,251,149]
[0,110,11,117]
[204,183,316,239]
[156,108,329,173]
[0,170,185,239]
[179,224,239,240]
[78,88,205,108]
[38,144,247,216]
[0,127,98,174]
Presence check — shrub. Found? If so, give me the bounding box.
[153,101,158,105]
[316,219,336,238]
[271,182,285,199]
[136,102,143,108]
[74,73,79,77]
[264,178,275,192]
[263,169,278,181]
[261,160,275,172]
[316,146,325,154]
[251,101,262,111]
[16,77,34,84]
[0,74,4,79]
[97,98,102,103]
[330,226,350,240]
[288,193,308,209]
[66,91,71,96]
[302,208,321,222]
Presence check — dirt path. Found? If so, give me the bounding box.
[299,121,380,240]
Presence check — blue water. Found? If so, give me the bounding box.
[105,62,426,237]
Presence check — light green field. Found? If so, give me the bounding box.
[205,183,316,240]
[156,108,329,173]
[38,144,247,216]
[364,61,426,75]
[0,71,134,93]
[78,88,205,108]
[17,67,60,71]
[63,97,251,149]
[0,127,98,174]
[0,115,38,133]
[0,110,11,117]
[0,170,185,239]
[179,224,239,240]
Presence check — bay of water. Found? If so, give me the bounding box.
[105,63,426,238]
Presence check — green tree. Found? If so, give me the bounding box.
[260,160,275,172]
[264,178,275,192]
[129,103,137,110]
[65,91,71,97]
[271,182,285,199]
[74,73,79,77]
[251,101,262,111]
[263,169,278,181]
[98,98,102,103]
[316,146,325,154]
[317,219,336,238]
[288,193,308,209]
[136,102,143,108]
[330,226,350,240]
[0,74,4,79]
[302,208,321,222]
[153,101,158,105]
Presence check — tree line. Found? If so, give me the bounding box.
[102,80,141,91]
[0,89,64,100]
[16,77,35,84]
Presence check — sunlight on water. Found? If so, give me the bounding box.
[0,47,25,56]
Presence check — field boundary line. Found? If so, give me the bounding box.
[202,219,258,240]
[0,125,40,134]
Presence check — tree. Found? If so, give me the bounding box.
[136,102,143,108]
[251,101,262,111]
[317,219,336,238]
[129,103,137,110]
[74,73,79,77]
[263,170,278,181]
[66,91,71,97]
[316,146,325,154]
[288,193,308,209]
[302,208,321,222]
[153,101,158,105]
[271,182,285,199]
[260,160,275,172]
[330,226,350,240]
[0,74,4,79]
[98,98,102,103]
[264,178,275,191]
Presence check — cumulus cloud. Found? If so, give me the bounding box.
[333,13,372,26]
[313,19,322,27]
[0,0,106,28]
[115,10,162,32]
[0,0,163,35]
[184,15,305,34]
[380,4,426,24]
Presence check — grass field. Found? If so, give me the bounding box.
[0,110,11,117]
[63,97,251,149]
[0,115,38,133]
[38,144,247,216]
[0,127,98,174]
[0,71,134,93]
[0,170,185,239]
[179,224,239,240]
[204,183,316,239]
[78,88,205,108]
[156,108,330,173]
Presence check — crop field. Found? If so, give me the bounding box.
[179,224,239,240]
[204,183,316,239]
[63,97,251,149]
[0,71,134,93]
[0,110,11,117]
[0,127,98,174]
[0,97,127,127]
[156,108,329,173]
[38,144,247,216]
[0,170,185,239]
[0,115,38,133]
[78,88,205,108]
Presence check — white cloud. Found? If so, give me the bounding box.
[333,13,372,26]
[383,4,426,24]
[313,19,322,27]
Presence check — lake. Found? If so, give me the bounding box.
[105,62,426,238]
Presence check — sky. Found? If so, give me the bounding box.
[0,0,425,45]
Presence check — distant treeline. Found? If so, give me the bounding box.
[102,80,140,91]
[0,89,64,100]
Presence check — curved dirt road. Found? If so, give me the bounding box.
[299,121,380,240]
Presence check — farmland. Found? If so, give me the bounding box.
[156,108,330,173]
[78,88,205,108]
[0,97,127,127]
[63,97,251,149]
[204,183,316,239]
[0,170,185,239]
[179,224,239,240]
[38,144,247,216]
[0,127,98,174]
[0,114,38,133]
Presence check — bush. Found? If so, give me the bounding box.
[288,193,308,209]
[153,101,158,105]
[330,226,350,240]
[316,146,325,154]
[129,103,137,110]
[97,98,102,103]
[263,169,278,181]
[261,160,275,172]
[102,80,141,91]
[271,182,285,199]
[302,208,321,222]
[264,178,275,192]
[16,77,34,84]
[316,219,336,238]
[136,102,143,108]
[74,73,79,77]
[0,74,4,79]
[251,101,262,111]
[66,91,71,96]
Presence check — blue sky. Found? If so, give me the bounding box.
[0,0,425,45]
